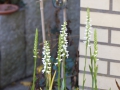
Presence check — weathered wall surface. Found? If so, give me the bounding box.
[79,0,120,89]
[24,0,42,76]
[0,0,80,88]
[0,11,26,87]
[67,0,80,59]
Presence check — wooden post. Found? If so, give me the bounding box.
[63,0,67,22]
[40,0,46,42]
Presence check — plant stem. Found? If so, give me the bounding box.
[58,35,61,90]
[46,74,48,90]
[58,61,61,90]
[31,29,38,90]
[63,56,66,90]
[90,47,94,90]
[82,45,87,90]
[31,58,37,90]
[49,71,56,90]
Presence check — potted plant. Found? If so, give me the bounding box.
[0,0,24,15]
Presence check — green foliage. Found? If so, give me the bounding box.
[49,71,56,90]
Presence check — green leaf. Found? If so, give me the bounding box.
[61,79,65,90]
[89,65,92,74]
[49,71,56,90]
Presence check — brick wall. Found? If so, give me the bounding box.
[79,0,120,89]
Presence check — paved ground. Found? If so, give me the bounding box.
[2,77,71,90]
[2,77,32,90]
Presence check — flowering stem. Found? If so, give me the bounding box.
[89,29,98,90]
[57,35,62,90]
[41,41,51,90]
[63,55,66,90]
[31,29,38,90]
[45,73,48,90]
[90,47,94,89]
[93,29,98,90]
[58,61,61,90]
[31,57,37,90]
[82,45,87,90]
[57,22,68,90]
[82,8,92,90]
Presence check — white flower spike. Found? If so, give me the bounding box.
[42,41,51,74]
[83,9,92,48]
[56,22,69,63]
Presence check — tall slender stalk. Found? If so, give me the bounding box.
[31,29,39,90]
[82,8,98,90]
[82,46,87,90]
[63,0,67,22]
[57,35,62,90]
[56,22,68,90]
[40,0,46,42]
[62,1,67,90]
[63,55,66,90]
[82,8,92,90]
[93,29,98,90]
[89,47,94,89]
[89,30,98,90]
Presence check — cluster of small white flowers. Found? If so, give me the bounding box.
[42,41,51,74]
[55,22,69,65]
[93,50,99,61]
[83,14,92,47]
[60,22,69,57]
[93,50,98,57]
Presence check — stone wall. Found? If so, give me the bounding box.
[0,0,80,88]
[79,0,120,89]
[0,10,26,87]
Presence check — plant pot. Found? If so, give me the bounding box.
[0,4,19,15]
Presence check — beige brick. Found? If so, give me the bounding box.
[79,57,107,74]
[80,42,120,60]
[111,30,120,44]
[79,74,120,89]
[80,27,108,43]
[81,0,109,10]
[80,11,120,28]
[110,62,120,76]
[113,0,120,11]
